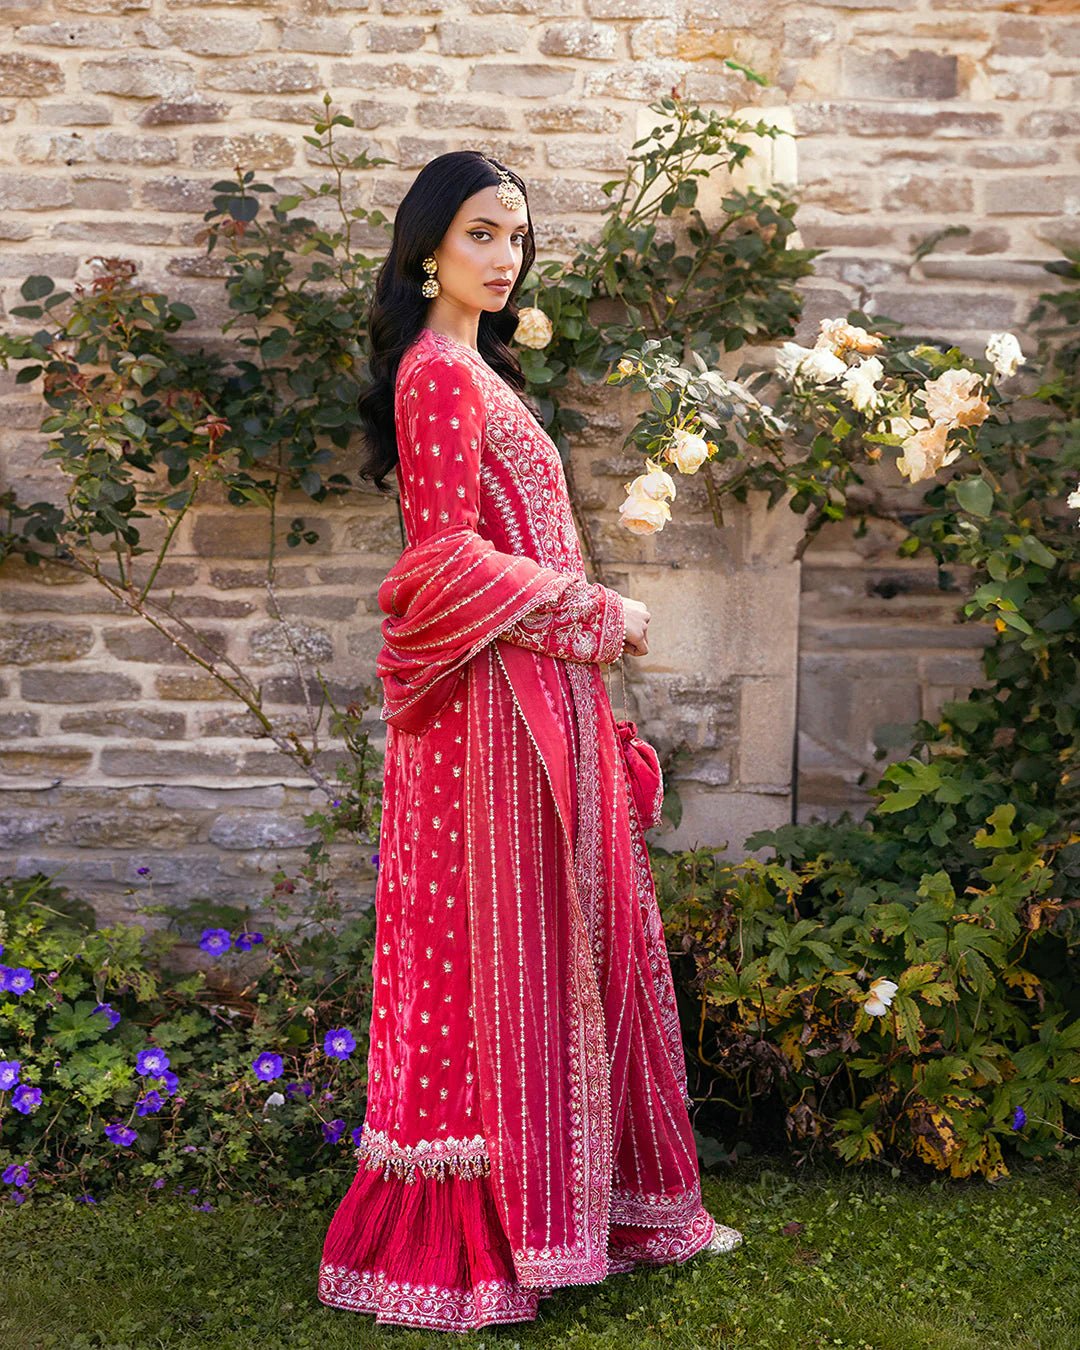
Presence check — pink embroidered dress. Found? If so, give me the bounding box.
[318,327,741,1333]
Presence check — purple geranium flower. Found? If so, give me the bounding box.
[370,851,380,868]
[136,866,151,876]
[11,1085,42,1115]
[252,1052,283,1082]
[198,928,232,957]
[135,1090,164,1117]
[136,1048,170,1078]
[323,1027,356,1060]
[1012,1104,1027,1130]
[0,966,34,996]
[151,1177,166,1189]
[351,1126,364,1147]
[0,1060,21,1091]
[3,1164,30,1188]
[234,932,264,952]
[92,1001,121,1029]
[284,1081,313,1099]
[104,1121,138,1148]
[322,1118,346,1144]
[75,1194,97,1204]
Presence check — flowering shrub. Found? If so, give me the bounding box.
[655,805,1080,1180]
[0,868,377,1208]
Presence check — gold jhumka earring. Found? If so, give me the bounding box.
[420,255,440,298]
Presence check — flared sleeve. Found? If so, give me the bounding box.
[398,351,625,666]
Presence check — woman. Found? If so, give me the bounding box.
[318,151,742,1333]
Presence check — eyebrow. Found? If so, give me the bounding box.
[467,217,530,230]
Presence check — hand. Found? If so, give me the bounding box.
[621,596,651,657]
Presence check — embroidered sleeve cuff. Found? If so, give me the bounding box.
[597,586,626,666]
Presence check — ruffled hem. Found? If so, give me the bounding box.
[318,1165,741,1332]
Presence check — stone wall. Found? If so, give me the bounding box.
[1,0,1075,909]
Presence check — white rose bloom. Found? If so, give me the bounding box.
[627,459,677,501]
[842,356,885,413]
[664,428,710,474]
[1067,486,1080,512]
[864,977,899,1016]
[618,490,672,535]
[799,346,849,386]
[775,341,816,381]
[514,306,554,349]
[985,331,1023,380]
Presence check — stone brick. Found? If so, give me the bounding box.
[155,17,267,56]
[141,176,220,213]
[1020,110,1080,139]
[72,176,133,211]
[0,622,94,665]
[104,626,224,665]
[881,172,974,213]
[0,748,93,777]
[0,53,64,95]
[191,134,295,170]
[37,101,113,127]
[395,135,448,169]
[467,64,576,97]
[840,48,959,100]
[15,21,125,46]
[0,250,79,279]
[984,176,1080,216]
[154,672,229,701]
[438,18,525,54]
[20,670,143,703]
[99,748,237,777]
[629,20,675,60]
[366,23,427,52]
[526,176,610,214]
[0,711,39,737]
[81,57,196,99]
[587,0,674,15]
[203,61,321,94]
[582,60,686,101]
[59,708,187,738]
[94,133,178,165]
[545,137,628,170]
[281,19,358,53]
[0,175,73,210]
[248,622,334,665]
[207,813,320,848]
[15,133,94,166]
[209,564,312,590]
[792,102,1003,138]
[530,104,626,134]
[42,0,149,10]
[540,20,618,59]
[416,101,512,130]
[141,100,230,127]
[331,61,452,94]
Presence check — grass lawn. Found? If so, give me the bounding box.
[1,1155,1078,1349]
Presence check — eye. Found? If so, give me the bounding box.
[469,229,492,242]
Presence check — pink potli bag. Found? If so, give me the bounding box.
[608,657,665,830]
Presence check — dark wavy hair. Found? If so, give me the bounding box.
[356,151,538,493]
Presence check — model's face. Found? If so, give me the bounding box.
[428,184,530,318]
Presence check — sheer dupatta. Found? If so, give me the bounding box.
[376,527,708,1289]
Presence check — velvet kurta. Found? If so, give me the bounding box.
[318,327,740,1332]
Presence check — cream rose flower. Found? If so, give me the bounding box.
[815,317,884,358]
[985,331,1023,380]
[775,341,816,382]
[895,418,961,484]
[1067,485,1080,513]
[616,357,638,377]
[841,355,885,413]
[627,459,677,501]
[619,492,672,534]
[864,977,898,1017]
[514,306,554,349]
[798,346,849,386]
[919,368,990,429]
[664,427,709,474]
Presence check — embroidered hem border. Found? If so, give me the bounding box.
[317,1206,735,1332]
[354,1126,492,1183]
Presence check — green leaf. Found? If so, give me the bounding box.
[21,275,55,302]
[954,476,994,518]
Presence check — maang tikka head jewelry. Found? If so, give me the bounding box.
[485,159,526,213]
[420,254,440,298]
